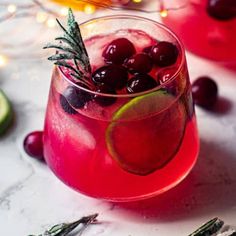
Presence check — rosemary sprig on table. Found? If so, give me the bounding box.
[189,217,236,236]
[188,217,224,236]
[28,215,236,236]
[28,213,98,236]
[43,8,93,89]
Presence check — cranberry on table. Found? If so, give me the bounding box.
[150,41,178,67]
[192,76,218,109]
[207,0,236,21]
[127,74,158,93]
[102,38,136,64]
[94,84,117,106]
[92,65,128,90]
[124,53,153,74]
[23,131,44,161]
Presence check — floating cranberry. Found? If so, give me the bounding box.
[127,74,158,93]
[63,85,91,109]
[94,84,117,106]
[150,41,178,67]
[92,65,128,90]
[157,67,178,95]
[207,0,236,21]
[23,131,44,161]
[124,53,153,74]
[59,94,77,114]
[192,76,218,109]
[102,38,136,64]
[157,67,177,84]
[142,45,153,54]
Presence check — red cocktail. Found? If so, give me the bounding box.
[161,0,236,61]
[43,15,199,201]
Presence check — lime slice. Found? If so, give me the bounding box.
[106,90,186,176]
[0,89,13,135]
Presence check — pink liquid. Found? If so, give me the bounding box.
[162,0,236,61]
[43,27,199,201]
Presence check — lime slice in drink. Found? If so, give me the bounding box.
[106,90,186,176]
[0,89,13,135]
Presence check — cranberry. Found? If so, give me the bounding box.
[63,85,91,109]
[59,94,77,114]
[157,67,177,84]
[192,76,218,109]
[150,41,178,67]
[94,84,117,106]
[92,65,128,90]
[124,53,153,74]
[142,45,153,54]
[23,131,44,161]
[157,67,178,95]
[207,0,236,21]
[102,38,136,64]
[127,74,158,93]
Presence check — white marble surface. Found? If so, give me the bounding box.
[1,4,236,236]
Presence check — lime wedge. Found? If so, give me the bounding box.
[0,89,13,135]
[106,90,186,176]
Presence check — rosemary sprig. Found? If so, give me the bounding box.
[189,217,224,236]
[28,215,235,236]
[28,213,98,236]
[43,8,92,88]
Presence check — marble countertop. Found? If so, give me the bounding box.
[1,4,236,236]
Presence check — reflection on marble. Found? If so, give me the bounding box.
[1,9,236,236]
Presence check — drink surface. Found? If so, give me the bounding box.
[43,27,199,201]
[162,0,236,61]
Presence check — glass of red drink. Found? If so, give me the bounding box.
[43,15,199,201]
[161,0,236,61]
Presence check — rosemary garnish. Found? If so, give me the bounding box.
[43,8,93,89]
[28,213,98,236]
[189,217,224,236]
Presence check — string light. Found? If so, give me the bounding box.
[7,4,17,13]
[36,11,48,23]
[0,54,8,67]
[74,0,187,14]
[0,0,186,67]
[160,9,168,17]
[59,7,68,16]
[46,18,57,28]
[112,0,130,4]
[83,4,96,14]
[0,1,186,26]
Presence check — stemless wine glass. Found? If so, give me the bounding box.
[161,0,236,61]
[43,15,199,201]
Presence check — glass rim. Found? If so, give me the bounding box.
[59,14,186,98]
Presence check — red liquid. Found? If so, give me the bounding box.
[162,0,236,61]
[43,27,199,201]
